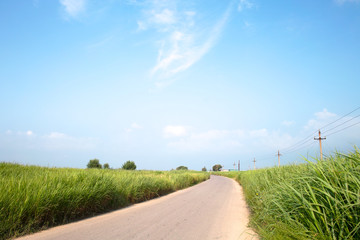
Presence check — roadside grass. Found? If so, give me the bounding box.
[0,164,209,240]
[217,147,360,239]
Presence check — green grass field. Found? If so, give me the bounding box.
[218,147,360,239]
[0,164,209,239]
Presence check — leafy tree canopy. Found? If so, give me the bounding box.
[176,166,188,170]
[87,159,102,169]
[212,164,222,171]
[122,160,136,170]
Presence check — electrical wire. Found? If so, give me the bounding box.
[322,113,360,135]
[326,120,360,137]
[280,106,360,155]
[250,106,360,166]
[320,106,360,131]
[282,141,317,155]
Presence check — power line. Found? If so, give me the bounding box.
[282,141,317,155]
[320,106,360,131]
[326,120,360,137]
[249,106,360,167]
[322,113,360,135]
[282,137,314,154]
[280,106,360,155]
[280,130,317,153]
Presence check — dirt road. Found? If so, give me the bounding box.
[18,175,257,240]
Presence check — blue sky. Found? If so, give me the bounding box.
[1,0,360,170]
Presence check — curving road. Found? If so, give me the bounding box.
[18,175,258,240]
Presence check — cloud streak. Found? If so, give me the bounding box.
[164,126,292,153]
[136,1,235,86]
[2,130,96,151]
[60,0,86,18]
[335,0,360,4]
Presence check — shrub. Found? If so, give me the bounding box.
[212,164,222,171]
[122,161,136,170]
[176,166,188,170]
[87,159,102,169]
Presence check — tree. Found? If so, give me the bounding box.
[122,160,136,170]
[87,159,102,169]
[103,163,110,169]
[212,164,222,171]
[176,166,188,170]
[202,166,207,172]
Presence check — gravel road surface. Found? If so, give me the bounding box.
[18,175,257,240]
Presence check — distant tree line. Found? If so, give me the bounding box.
[87,159,137,170]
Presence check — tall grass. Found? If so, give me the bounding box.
[0,164,209,239]
[219,148,360,239]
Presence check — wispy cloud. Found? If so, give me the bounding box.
[335,0,360,4]
[125,123,143,133]
[163,125,292,153]
[135,0,235,87]
[163,125,189,138]
[86,36,113,50]
[238,0,253,12]
[60,0,86,18]
[1,130,96,151]
[304,109,337,131]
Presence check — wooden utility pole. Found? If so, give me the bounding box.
[238,160,240,171]
[277,150,282,167]
[253,158,256,170]
[233,162,236,170]
[314,130,326,160]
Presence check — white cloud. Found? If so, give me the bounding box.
[163,125,189,138]
[305,109,337,131]
[238,0,253,12]
[164,126,292,153]
[153,5,232,81]
[137,21,147,31]
[315,108,336,119]
[167,129,244,151]
[135,1,234,86]
[250,128,268,138]
[47,132,67,139]
[131,123,142,129]
[124,123,143,133]
[1,130,96,151]
[152,9,176,25]
[14,130,34,136]
[60,0,86,17]
[125,128,133,133]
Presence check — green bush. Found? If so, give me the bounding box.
[176,166,188,170]
[212,164,222,171]
[122,160,136,170]
[87,159,102,169]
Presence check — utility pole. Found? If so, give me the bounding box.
[238,160,240,171]
[233,162,236,171]
[253,158,256,170]
[277,150,282,167]
[314,130,326,160]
